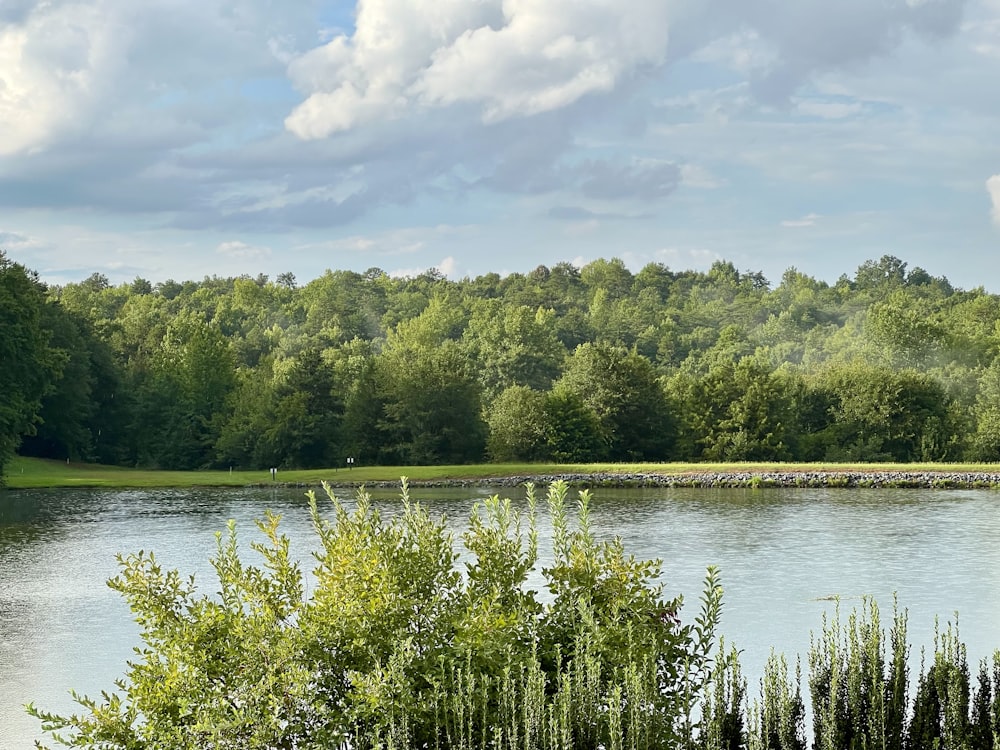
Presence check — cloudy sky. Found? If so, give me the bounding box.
[2,0,1000,290]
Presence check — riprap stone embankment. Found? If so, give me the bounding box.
[325,471,1000,490]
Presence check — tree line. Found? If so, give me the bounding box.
[4,250,1000,480]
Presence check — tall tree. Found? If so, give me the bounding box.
[131,312,236,468]
[378,340,486,465]
[463,300,566,402]
[556,343,673,461]
[808,362,955,462]
[667,351,791,461]
[0,252,62,481]
[484,385,549,462]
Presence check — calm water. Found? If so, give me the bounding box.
[1,485,998,747]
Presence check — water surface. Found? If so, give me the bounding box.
[1,485,997,746]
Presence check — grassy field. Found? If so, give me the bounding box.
[5,455,1000,490]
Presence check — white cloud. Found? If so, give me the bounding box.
[691,29,779,74]
[988,175,1000,225]
[285,0,673,138]
[388,256,459,279]
[0,0,316,157]
[0,230,38,249]
[0,5,125,155]
[781,213,822,228]
[283,0,968,145]
[436,256,457,278]
[216,240,272,259]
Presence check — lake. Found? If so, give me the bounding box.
[1,484,998,746]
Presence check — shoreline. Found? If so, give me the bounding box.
[313,470,1000,490]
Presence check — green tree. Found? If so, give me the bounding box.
[378,341,486,464]
[865,290,944,367]
[0,252,62,481]
[263,347,344,468]
[668,353,791,462]
[18,304,105,461]
[485,385,549,462]
[808,362,954,462]
[968,360,1000,461]
[557,342,674,460]
[463,300,566,402]
[541,387,608,462]
[132,313,236,468]
[213,362,279,469]
[580,257,634,300]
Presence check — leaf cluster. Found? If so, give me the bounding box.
[29,481,723,749]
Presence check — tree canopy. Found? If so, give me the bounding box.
[5,251,1000,479]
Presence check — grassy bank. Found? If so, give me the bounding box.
[6,455,1000,490]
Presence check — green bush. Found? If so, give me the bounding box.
[28,484,1000,750]
[29,481,723,749]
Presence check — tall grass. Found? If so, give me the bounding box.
[700,599,1000,750]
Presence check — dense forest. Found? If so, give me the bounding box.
[4,249,1000,481]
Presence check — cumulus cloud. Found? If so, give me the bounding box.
[0,4,125,155]
[0,0,982,288]
[0,0,316,157]
[284,0,968,140]
[731,0,967,102]
[989,175,1000,225]
[285,0,673,138]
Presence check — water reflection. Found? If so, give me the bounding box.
[1,485,998,746]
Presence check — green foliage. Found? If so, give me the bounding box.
[701,640,749,750]
[131,312,237,469]
[541,387,608,462]
[21,477,1000,749]
[809,362,955,462]
[463,300,566,402]
[0,251,63,482]
[557,343,674,461]
[486,385,549,461]
[29,481,724,749]
[969,361,1000,461]
[747,651,806,750]
[378,340,487,464]
[807,598,909,750]
[667,339,791,462]
[20,251,1000,471]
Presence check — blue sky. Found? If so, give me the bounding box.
[2,0,1000,290]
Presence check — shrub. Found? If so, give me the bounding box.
[29,480,723,749]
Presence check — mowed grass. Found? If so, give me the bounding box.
[5,455,1000,490]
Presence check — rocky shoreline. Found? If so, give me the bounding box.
[318,470,1000,490]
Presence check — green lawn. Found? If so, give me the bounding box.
[5,455,999,490]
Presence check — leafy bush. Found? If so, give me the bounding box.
[29,481,723,749]
[28,483,1000,750]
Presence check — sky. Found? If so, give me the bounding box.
[2,0,1000,290]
